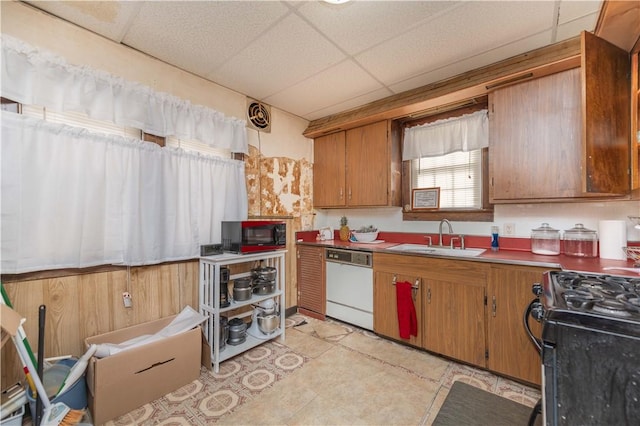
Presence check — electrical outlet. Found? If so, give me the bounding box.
[504,223,516,236]
[122,292,133,308]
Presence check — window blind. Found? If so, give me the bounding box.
[411,150,482,209]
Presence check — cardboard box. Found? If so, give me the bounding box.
[85,315,205,425]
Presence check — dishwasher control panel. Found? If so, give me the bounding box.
[326,248,372,267]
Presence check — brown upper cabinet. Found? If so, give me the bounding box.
[313,120,401,208]
[489,32,631,203]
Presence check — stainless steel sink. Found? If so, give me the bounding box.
[386,244,486,257]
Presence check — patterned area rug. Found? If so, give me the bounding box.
[106,318,309,425]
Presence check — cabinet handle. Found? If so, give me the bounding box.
[492,295,497,317]
[412,278,420,302]
[339,187,343,199]
[427,288,431,304]
[348,187,352,200]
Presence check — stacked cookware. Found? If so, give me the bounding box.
[226,263,278,345]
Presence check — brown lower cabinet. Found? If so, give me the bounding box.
[374,270,423,347]
[373,252,544,386]
[424,277,486,367]
[487,265,551,386]
[296,245,325,320]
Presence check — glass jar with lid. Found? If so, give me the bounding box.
[531,223,560,255]
[563,223,597,257]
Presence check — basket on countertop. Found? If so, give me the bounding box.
[623,247,640,266]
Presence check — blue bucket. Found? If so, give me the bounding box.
[26,358,88,419]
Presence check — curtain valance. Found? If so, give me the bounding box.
[1,112,247,273]
[1,35,248,153]
[403,110,488,160]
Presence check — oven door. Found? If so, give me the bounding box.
[542,319,640,426]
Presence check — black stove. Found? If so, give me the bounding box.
[526,270,640,426]
[542,271,640,337]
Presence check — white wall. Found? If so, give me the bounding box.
[315,200,640,242]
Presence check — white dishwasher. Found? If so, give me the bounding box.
[325,248,373,331]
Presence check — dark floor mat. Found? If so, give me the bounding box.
[433,381,542,426]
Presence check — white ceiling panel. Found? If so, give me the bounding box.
[264,59,386,117]
[388,30,554,95]
[304,87,396,121]
[556,12,600,42]
[356,1,556,87]
[122,1,290,75]
[207,12,346,100]
[297,0,461,55]
[24,0,143,41]
[19,0,604,123]
[557,1,602,25]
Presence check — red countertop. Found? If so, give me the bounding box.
[296,230,640,277]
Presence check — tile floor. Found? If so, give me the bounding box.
[215,314,541,425]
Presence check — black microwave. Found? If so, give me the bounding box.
[221,220,286,254]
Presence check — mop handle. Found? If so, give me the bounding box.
[11,322,51,409]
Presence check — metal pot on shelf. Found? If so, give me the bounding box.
[233,277,253,301]
[227,318,247,345]
[253,278,275,295]
[251,265,277,281]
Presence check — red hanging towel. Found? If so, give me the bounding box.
[396,281,418,339]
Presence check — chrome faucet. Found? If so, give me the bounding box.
[439,219,453,247]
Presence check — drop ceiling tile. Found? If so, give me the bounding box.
[297,0,461,55]
[557,0,602,25]
[356,1,556,86]
[555,12,599,42]
[302,87,394,121]
[24,0,142,42]
[122,1,289,77]
[208,13,346,100]
[264,60,384,117]
[388,31,554,94]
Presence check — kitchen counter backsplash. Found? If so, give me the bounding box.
[296,230,639,277]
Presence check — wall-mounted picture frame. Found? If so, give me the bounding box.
[412,187,440,210]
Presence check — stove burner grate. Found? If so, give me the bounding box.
[551,271,640,318]
[592,298,633,317]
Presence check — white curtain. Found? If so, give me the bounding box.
[1,35,248,154]
[403,110,488,160]
[1,112,248,273]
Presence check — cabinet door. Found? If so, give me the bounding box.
[296,245,325,319]
[424,279,486,367]
[487,265,547,386]
[373,270,423,347]
[582,31,630,195]
[345,121,390,206]
[489,68,583,201]
[313,131,346,207]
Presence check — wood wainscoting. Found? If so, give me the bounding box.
[1,260,199,386]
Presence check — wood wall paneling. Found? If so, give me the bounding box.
[1,262,198,386]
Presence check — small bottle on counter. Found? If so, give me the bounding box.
[491,226,499,251]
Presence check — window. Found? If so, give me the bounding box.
[21,104,141,139]
[166,136,231,158]
[20,104,231,159]
[401,103,493,222]
[412,150,482,209]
